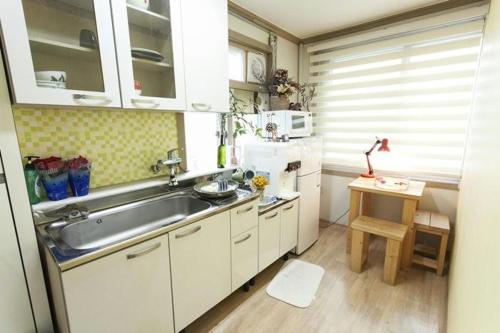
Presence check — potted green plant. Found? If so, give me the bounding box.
[217,91,263,167]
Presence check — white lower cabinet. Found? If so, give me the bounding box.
[169,211,231,332]
[62,234,174,333]
[279,199,299,256]
[231,226,258,291]
[258,209,281,272]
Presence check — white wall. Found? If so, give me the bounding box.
[320,173,459,225]
[448,0,500,331]
[276,36,299,80]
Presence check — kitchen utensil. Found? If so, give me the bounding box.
[194,180,239,199]
[131,47,164,62]
[127,0,150,10]
[79,29,98,49]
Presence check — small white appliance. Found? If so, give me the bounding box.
[295,137,323,254]
[243,142,301,198]
[260,110,313,138]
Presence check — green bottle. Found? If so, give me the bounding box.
[217,132,226,168]
[24,155,41,204]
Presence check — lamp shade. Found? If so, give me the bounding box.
[378,138,390,152]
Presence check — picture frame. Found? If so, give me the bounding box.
[246,52,266,84]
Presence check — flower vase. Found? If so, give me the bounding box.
[259,189,265,201]
[270,95,290,110]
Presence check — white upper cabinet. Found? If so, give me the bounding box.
[0,0,121,107]
[111,0,186,110]
[180,0,229,113]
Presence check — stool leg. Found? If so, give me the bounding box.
[351,230,367,273]
[437,233,449,276]
[384,239,402,285]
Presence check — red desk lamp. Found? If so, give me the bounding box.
[361,137,390,178]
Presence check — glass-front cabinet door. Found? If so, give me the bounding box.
[111,0,186,110]
[0,0,121,107]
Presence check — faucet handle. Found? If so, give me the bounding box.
[167,148,179,159]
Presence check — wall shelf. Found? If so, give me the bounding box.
[29,37,98,61]
[127,4,170,32]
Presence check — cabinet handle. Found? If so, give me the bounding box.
[283,204,294,211]
[126,242,161,260]
[265,212,279,220]
[191,102,212,111]
[234,233,251,245]
[131,97,160,107]
[73,94,112,105]
[175,225,202,239]
[237,206,253,214]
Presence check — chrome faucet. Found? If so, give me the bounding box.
[151,148,183,186]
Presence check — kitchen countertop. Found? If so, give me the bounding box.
[37,187,259,272]
[258,195,300,215]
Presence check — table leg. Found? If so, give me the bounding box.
[401,198,418,268]
[362,192,372,216]
[347,189,361,253]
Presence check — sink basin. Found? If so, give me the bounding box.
[48,195,211,250]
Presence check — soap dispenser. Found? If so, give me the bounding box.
[24,155,41,204]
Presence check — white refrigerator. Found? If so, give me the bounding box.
[295,137,323,254]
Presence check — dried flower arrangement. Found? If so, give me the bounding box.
[268,69,299,97]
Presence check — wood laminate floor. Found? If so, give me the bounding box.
[186,223,448,333]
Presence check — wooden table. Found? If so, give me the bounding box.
[347,177,426,269]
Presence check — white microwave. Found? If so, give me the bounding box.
[260,110,313,138]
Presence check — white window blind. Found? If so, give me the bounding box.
[307,7,487,182]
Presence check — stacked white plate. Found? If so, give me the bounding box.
[35,71,67,89]
[36,80,66,89]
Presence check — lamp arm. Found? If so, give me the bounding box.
[365,153,374,176]
[363,138,382,176]
[365,138,382,156]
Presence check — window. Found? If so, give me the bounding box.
[229,45,246,81]
[307,7,488,182]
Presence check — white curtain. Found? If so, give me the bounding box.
[306,5,488,182]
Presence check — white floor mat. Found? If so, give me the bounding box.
[266,259,325,308]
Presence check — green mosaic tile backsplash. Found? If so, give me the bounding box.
[13,107,178,188]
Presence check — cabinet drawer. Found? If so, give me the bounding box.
[231,226,258,291]
[230,199,258,237]
[258,209,281,272]
[280,199,299,256]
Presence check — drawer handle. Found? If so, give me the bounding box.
[283,204,294,211]
[131,97,160,107]
[192,102,212,111]
[126,242,161,260]
[237,206,253,214]
[73,94,112,105]
[175,225,202,239]
[265,212,279,220]
[234,233,251,245]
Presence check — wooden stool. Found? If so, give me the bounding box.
[350,216,408,285]
[412,210,450,276]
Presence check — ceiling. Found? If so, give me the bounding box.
[231,0,446,39]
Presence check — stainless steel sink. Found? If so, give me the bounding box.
[46,195,211,251]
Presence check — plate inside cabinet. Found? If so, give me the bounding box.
[131,47,164,62]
